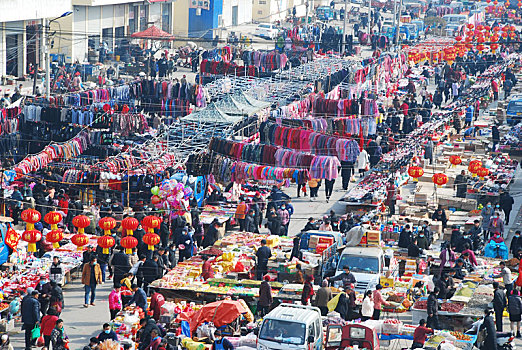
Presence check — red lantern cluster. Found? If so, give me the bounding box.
[408,166,424,182]
[44,211,63,249]
[477,167,490,180]
[142,216,162,250]
[21,209,42,253]
[21,209,41,230]
[468,160,483,177]
[22,229,42,253]
[432,173,449,188]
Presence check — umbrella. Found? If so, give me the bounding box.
[188,300,248,333]
[130,25,175,41]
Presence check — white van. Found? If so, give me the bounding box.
[257,304,322,350]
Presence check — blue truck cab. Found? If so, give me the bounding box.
[507,94,522,125]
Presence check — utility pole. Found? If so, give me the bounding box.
[342,0,348,53]
[44,18,50,97]
[368,0,372,35]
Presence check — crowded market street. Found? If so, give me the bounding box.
[3,2,522,350]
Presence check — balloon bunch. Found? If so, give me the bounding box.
[150,178,193,215]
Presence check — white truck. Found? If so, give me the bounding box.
[334,246,396,293]
[257,304,323,350]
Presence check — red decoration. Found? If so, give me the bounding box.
[98,235,115,254]
[449,155,462,167]
[151,195,161,205]
[408,166,424,182]
[71,233,89,251]
[121,217,139,236]
[143,233,161,251]
[468,160,483,176]
[103,104,111,112]
[122,104,130,114]
[47,229,64,249]
[121,236,139,254]
[22,229,42,253]
[44,211,62,230]
[432,173,449,188]
[4,225,20,250]
[72,215,91,234]
[142,215,162,234]
[98,217,117,236]
[477,167,490,180]
[21,209,41,230]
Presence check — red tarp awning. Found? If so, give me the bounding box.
[186,300,248,333]
[130,25,175,40]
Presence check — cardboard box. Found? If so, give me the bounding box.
[318,236,334,246]
[366,230,381,243]
[308,236,319,248]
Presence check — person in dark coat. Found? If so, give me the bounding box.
[22,290,41,350]
[511,231,522,257]
[96,245,111,283]
[244,210,256,233]
[454,170,468,198]
[139,256,160,293]
[159,217,170,248]
[432,207,448,231]
[49,281,63,314]
[177,228,194,263]
[258,276,273,317]
[408,238,422,258]
[266,207,282,236]
[427,288,439,329]
[138,318,160,350]
[499,189,515,225]
[128,285,148,312]
[110,248,131,288]
[36,276,52,316]
[202,221,220,248]
[398,225,412,248]
[256,239,272,280]
[480,308,498,350]
[492,125,500,151]
[492,282,507,331]
[335,292,350,321]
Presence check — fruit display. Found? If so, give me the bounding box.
[413,300,427,309]
[450,331,472,341]
[441,302,464,313]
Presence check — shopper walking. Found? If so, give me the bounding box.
[492,282,507,332]
[256,239,272,280]
[499,189,514,225]
[21,290,40,350]
[427,287,440,329]
[508,289,522,337]
[324,179,335,203]
[40,307,59,348]
[50,319,68,350]
[81,257,102,307]
[314,280,332,316]
[257,275,273,317]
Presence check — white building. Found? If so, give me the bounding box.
[51,0,184,64]
[252,0,289,23]
[0,0,71,77]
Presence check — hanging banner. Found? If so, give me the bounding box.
[4,225,20,250]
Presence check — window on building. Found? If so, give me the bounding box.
[139,5,149,31]
[259,0,266,3]
[258,10,263,14]
[129,6,137,34]
[162,3,172,33]
[102,28,113,50]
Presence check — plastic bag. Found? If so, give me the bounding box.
[36,336,45,347]
[327,292,343,312]
[31,326,40,340]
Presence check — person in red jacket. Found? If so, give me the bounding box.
[492,79,499,100]
[149,292,166,322]
[412,319,433,349]
[201,256,215,281]
[40,307,59,348]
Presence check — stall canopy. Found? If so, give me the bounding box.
[130,25,175,40]
[187,300,249,333]
[182,104,242,124]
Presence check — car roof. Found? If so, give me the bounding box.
[340,246,382,256]
[265,304,320,324]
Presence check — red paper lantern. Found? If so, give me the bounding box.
[22,229,42,253]
[71,233,89,251]
[21,209,41,230]
[142,215,162,234]
[98,217,117,236]
[449,155,462,167]
[98,235,115,254]
[408,166,424,182]
[476,44,485,52]
[44,211,62,230]
[490,43,499,53]
[72,215,91,234]
[477,167,490,180]
[47,229,64,249]
[143,233,161,251]
[121,217,139,236]
[121,236,139,254]
[468,160,483,176]
[432,173,449,188]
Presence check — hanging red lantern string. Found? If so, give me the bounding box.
[432,173,449,188]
